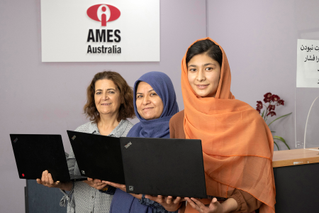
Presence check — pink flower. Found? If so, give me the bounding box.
[263,92,272,103]
[271,94,280,102]
[263,97,271,103]
[257,92,291,150]
[256,101,263,110]
[256,92,287,118]
[267,111,276,117]
[264,92,272,98]
[267,104,275,111]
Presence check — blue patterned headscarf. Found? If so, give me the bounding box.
[127,71,179,138]
[110,71,179,213]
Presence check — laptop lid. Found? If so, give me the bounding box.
[120,137,207,198]
[10,134,77,182]
[67,130,125,184]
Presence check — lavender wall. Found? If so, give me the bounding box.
[208,0,319,150]
[0,0,206,212]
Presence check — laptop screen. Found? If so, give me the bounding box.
[120,137,207,198]
[10,134,71,182]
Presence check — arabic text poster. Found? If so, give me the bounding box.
[297,39,319,87]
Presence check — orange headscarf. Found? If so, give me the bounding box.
[181,38,275,213]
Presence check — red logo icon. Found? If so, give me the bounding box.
[87,4,121,26]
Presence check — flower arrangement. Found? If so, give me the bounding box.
[256,92,292,150]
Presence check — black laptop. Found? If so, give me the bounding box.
[120,137,207,198]
[10,134,85,182]
[66,130,207,198]
[66,130,125,184]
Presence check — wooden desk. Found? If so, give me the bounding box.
[273,147,319,167]
[272,148,319,213]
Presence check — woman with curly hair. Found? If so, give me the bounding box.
[37,71,135,213]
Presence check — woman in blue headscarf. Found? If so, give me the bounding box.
[107,71,180,213]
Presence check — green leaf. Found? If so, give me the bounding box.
[274,141,280,150]
[261,110,266,120]
[268,112,292,127]
[273,135,290,150]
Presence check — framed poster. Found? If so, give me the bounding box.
[41,0,160,62]
[297,39,319,87]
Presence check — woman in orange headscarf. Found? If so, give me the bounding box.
[168,38,276,213]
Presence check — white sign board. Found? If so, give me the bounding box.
[41,0,160,62]
[297,39,319,87]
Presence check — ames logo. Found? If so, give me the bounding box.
[86,4,122,54]
[87,4,121,26]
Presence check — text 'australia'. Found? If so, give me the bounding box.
[87,45,121,54]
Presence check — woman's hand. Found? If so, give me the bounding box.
[36,170,61,188]
[102,181,127,192]
[185,197,237,213]
[36,170,73,191]
[84,178,108,190]
[185,197,222,213]
[145,195,183,212]
[102,181,144,199]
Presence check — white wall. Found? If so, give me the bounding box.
[0,0,206,212]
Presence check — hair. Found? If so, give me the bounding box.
[186,39,223,67]
[83,71,135,123]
